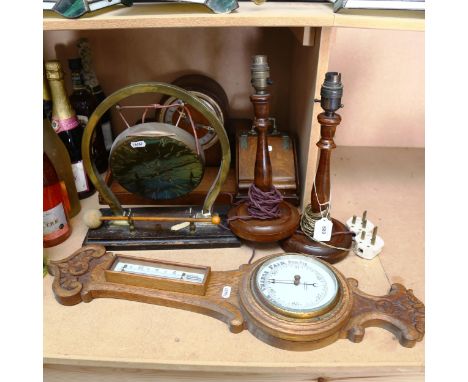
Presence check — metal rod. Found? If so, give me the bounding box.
[371,226,378,245]
[100,215,220,224]
[362,210,367,228]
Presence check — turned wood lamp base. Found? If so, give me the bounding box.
[280,218,352,264]
[228,201,300,243]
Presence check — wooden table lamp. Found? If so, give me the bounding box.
[281,72,353,263]
[227,55,300,242]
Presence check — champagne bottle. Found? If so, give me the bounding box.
[77,38,114,151]
[43,76,81,217]
[43,153,72,248]
[45,60,96,199]
[43,117,81,218]
[43,74,53,121]
[68,58,108,173]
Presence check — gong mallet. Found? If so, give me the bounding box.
[84,209,221,230]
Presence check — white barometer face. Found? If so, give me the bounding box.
[254,254,339,318]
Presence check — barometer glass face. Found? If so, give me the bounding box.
[254,254,339,317]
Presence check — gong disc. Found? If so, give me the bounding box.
[110,122,205,200]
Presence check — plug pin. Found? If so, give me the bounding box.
[362,210,367,228]
[352,215,356,224]
[360,230,366,240]
[371,226,378,245]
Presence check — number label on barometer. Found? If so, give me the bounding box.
[105,256,210,296]
[253,255,339,318]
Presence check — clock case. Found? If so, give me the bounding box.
[49,245,425,351]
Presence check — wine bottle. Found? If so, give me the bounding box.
[77,38,114,151]
[68,58,108,173]
[45,60,96,199]
[43,152,72,248]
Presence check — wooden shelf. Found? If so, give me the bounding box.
[43,146,424,382]
[43,3,425,31]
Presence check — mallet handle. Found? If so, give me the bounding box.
[100,216,220,224]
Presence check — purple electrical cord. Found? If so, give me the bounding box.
[228,184,283,221]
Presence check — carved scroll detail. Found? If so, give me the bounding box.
[48,245,112,306]
[48,245,245,331]
[342,278,425,347]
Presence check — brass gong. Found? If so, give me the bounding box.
[81,82,231,216]
[109,122,205,200]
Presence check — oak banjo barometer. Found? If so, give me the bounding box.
[50,245,425,351]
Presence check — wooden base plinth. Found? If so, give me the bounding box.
[83,206,241,250]
[227,201,300,243]
[280,218,352,264]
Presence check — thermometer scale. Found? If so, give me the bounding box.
[112,259,206,284]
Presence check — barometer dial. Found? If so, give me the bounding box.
[253,254,339,318]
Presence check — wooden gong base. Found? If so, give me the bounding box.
[227,201,300,243]
[280,218,352,264]
[84,206,241,250]
[49,246,425,351]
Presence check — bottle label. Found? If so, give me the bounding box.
[43,203,69,240]
[101,121,113,151]
[71,161,90,192]
[77,115,89,130]
[52,116,80,134]
[71,72,86,89]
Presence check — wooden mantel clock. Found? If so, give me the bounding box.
[49,245,425,351]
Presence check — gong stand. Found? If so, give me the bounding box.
[227,55,300,242]
[281,72,352,263]
[82,82,240,250]
[49,245,425,351]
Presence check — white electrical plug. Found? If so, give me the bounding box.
[346,210,375,235]
[353,227,384,260]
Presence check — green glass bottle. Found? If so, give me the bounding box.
[77,38,114,151]
[68,58,108,173]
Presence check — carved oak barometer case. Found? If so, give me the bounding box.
[50,245,424,351]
